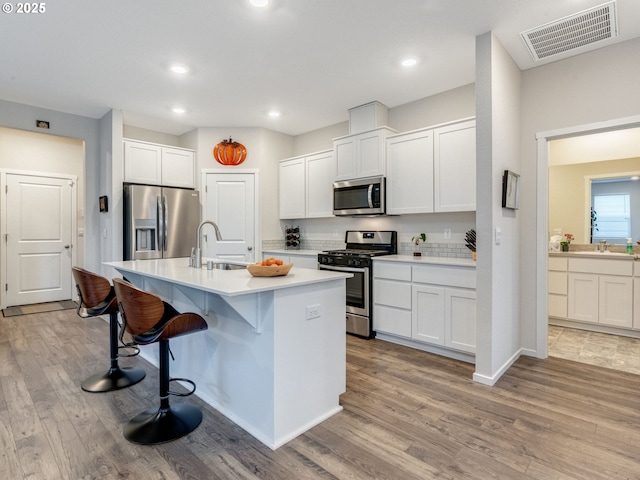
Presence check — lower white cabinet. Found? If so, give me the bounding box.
[373,261,476,354]
[563,257,634,329]
[635,277,640,330]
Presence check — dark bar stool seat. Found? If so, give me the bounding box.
[72,267,146,392]
[113,278,208,445]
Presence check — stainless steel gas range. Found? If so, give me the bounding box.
[318,231,397,339]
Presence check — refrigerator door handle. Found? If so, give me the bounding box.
[162,195,168,251]
[157,196,164,253]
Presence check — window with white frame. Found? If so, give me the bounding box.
[592,194,631,240]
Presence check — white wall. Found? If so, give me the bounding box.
[0,99,101,272]
[123,125,181,146]
[182,127,294,242]
[474,32,522,385]
[520,36,640,355]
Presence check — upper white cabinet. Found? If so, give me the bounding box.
[279,149,334,219]
[386,128,434,215]
[434,119,476,212]
[124,140,195,188]
[386,118,476,214]
[334,127,396,181]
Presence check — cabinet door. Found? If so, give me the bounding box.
[306,150,334,218]
[279,158,306,219]
[548,294,568,319]
[386,130,434,214]
[434,120,476,212]
[634,278,640,330]
[334,137,356,180]
[548,271,567,295]
[567,273,599,323]
[124,141,162,185]
[162,147,195,188]
[292,255,318,269]
[356,130,386,179]
[374,305,412,338]
[445,288,476,353]
[412,285,445,345]
[599,275,633,328]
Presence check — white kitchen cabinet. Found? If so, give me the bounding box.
[386,128,435,215]
[279,150,333,219]
[373,263,412,338]
[334,127,396,181]
[386,118,475,215]
[412,284,445,345]
[279,157,306,219]
[124,140,195,188]
[433,119,476,212]
[373,260,476,354]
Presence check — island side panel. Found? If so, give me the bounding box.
[272,279,347,447]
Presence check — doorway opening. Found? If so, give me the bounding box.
[538,116,640,374]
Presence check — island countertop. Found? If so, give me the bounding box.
[104,257,351,297]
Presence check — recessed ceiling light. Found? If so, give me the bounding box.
[170,64,189,74]
[268,110,281,117]
[172,107,186,114]
[401,58,418,67]
[250,0,269,7]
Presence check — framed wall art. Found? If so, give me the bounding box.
[502,170,520,209]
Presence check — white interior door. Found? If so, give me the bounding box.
[203,172,257,262]
[4,173,75,307]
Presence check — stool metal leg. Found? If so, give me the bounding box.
[81,311,146,393]
[124,339,202,445]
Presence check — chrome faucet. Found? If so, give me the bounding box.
[193,220,222,268]
[599,240,607,252]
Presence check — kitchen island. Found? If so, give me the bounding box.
[104,258,351,449]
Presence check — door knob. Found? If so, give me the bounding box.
[64,245,71,249]
[247,246,253,251]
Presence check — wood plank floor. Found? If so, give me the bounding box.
[1,309,639,479]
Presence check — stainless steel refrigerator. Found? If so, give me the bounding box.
[124,184,200,260]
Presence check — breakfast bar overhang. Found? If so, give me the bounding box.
[104,258,351,449]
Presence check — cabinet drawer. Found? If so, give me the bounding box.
[548,271,567,295]
[374,262,412,281]
[548,294,567,318]
[548,257,568,271]
[568,258,633,276]
[412,265,475,289]
[374,279,411,309]
[374,305,412,338]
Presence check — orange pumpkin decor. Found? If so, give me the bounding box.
[213,137,247,165]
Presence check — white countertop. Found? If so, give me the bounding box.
[549,251,639,261]
[104,258,351,297]
[262,249,321,256]
[374,255,476,267]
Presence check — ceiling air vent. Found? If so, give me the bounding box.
[520,1,619,61]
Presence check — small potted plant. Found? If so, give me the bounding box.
[560,233,574,252]
[411,233,426,256]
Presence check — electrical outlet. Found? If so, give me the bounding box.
[306,304,321,320]
[444,228,452,240]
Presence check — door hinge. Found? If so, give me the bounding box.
[3,234,7,242]
[69,180,74,187]
[5,284,7,292]
[205,185,208,193]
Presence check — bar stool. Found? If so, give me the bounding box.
[72,267,146,392]
[113,278,208,445]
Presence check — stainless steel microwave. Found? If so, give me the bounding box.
[333,176,385,216]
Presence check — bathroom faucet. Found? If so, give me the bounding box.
[599,240,607,252]
[193,220,222,268]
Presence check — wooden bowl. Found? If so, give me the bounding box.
[247,262,293,277]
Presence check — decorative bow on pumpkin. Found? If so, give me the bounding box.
[213,137,247,165]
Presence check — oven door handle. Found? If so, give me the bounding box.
[319,264,366,274]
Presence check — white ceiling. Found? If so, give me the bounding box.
[2,0,639,136]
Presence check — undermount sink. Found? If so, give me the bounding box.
[208,262,247,270]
